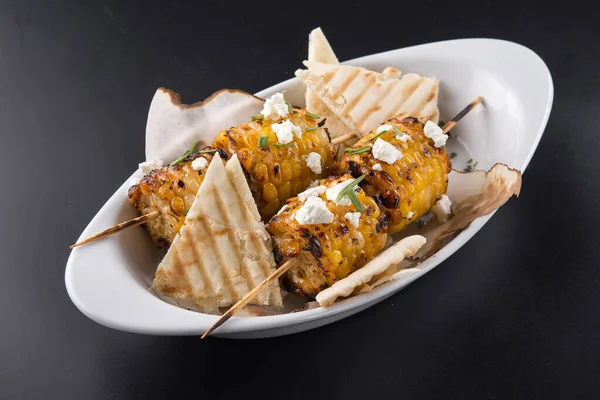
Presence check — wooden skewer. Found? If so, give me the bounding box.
[201,258,296,339]
[70,211,159,249]
[441,96,484,134]
[329,96,484,145]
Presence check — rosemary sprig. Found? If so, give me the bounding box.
[336,175,366,212]
[305,112,320,119]
[258,136,269,148]
[197,149,217,155]
[252,114,264,121]
[306,126,317,132]
[170,141,198,166]
[450,152,457,158]
[286,101,294,114]
[344,146,371,155]
[335,143,341,161]
[369,129,389,142]
[182,209,190,216]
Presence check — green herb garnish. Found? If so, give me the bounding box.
[306,126,317,132]
[369,129,389,142]
[417,219,426,229]
[335,144,341,161]
[438,120,446,128]
[305,112,320,119]
[336,175,366,212]
[258,136,269,148]
[252,114,264,121]
[170,141,198,166]
[197,149,217,155]
[273,142,294,148]
[286,101,294,114]
[344,146,371,155]
[182,209,190,216]
[450,152,457,158]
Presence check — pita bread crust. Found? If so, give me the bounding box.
[296,62,439,137]
[315,235,426,306]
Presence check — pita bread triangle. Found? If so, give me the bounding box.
[152,154,282,314]
[296,61,440,138]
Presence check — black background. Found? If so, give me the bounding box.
[1,0,598,398]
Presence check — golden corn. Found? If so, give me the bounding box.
[213,109,336,220]
[338,117,451,234]
[128,148,218,247]
[266,174,389,298]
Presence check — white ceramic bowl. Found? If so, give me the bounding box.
[65,38,553,338]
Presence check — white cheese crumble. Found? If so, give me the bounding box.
[139,159,163,174]
[431,194,452,222]
[376,124,393,134]
[406,211,414,219]
[308,180,320,188]
[395,130,410,142]
[372,138,403,164]
[294,196,334,225]
[306,152,322,174]
[260,92,289,121]
[325,179,355,206]
[297,185,327,202]
[372,163,383,171]
[424,120,448,148]
[191,157,208,170]
[344,212,361,228]
[271,119,302,144]
[276,205,289,215]
[128,177,141,188]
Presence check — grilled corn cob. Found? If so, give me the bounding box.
[338,117,451,234]
[213,109,336,219]
[128,148,220,247]
[266,175,388,298]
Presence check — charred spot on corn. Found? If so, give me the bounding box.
[305,236,323,259]
[273,165,280,175]
[216,148,228,159]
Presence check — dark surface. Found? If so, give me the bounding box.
[1,0,598,398]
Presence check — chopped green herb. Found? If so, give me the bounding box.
[251,114,264,121]
[335,144,341,161]
[392,126,405,137]
[336,175,366,211]
[467,158,473,164]
[473,161,478,168]
[369,129,389,142]
[305,112,320,119]
[258,136,269,148]
[273,142,294,148]
[182,209,190,216]
[305,126,317,132]
[417,219,426,229]
[170,141,198,166]
[438,120,446,128]
[286,101,294,114]
[450,152,457,159]
[197,149,218,155]
[344,146,372,155]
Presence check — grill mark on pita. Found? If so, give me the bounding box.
[182,223,214,302]
[355,78,397,129]
[338,68,360,94]
[322,68,337,85]
[344,73,376,116]
[207,188,238,303]
[382,76,424,122]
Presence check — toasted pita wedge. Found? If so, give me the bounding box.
[145,88,264,163]
[152,154,282,314]
[296,61,439,137]
[315,236,426,306]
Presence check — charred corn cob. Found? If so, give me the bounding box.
[128,148,220,247]
[213,109,336,219]
[338,117,451,234]
[266,175,388,298]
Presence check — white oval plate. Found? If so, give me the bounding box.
[65,38,552,338]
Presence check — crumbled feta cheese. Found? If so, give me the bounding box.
[344,212,361,228]
[271,119,302,144]
[395,130,410,142]
[276,205,289,215]
[128,177,141,188]
[139,159,163,174]
[297,185,327,202]
[372,163,383,171]
[260,92,289,121]
[431,194,452,222]
[325,179,355,206]
[424,120,448,148]
[376,124,393,134]
[406,211,414,219]
[294,196,334,225]
[308,180,320,188]
[372,138,403,164]
[191,156,208,170]
[306,152,322,174]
